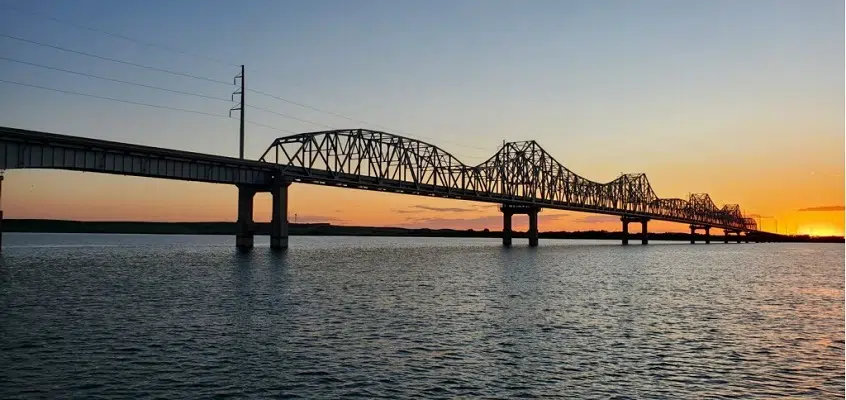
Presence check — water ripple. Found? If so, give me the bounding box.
[0,234,843,398]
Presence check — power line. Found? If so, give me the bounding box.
[0,77,297,136]
[0,19,490,156]
[0,78,227,118]
[251,90,490,156]
[0,33,231,86]
[250,88,385,129]
[246,121,296,134]
[251,104,336,129]
[0,49,320,135]
[1,3,241,68]
[0,32,443,145]
[0,56,232,102]
[249,88,489,153]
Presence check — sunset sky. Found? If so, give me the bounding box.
[0,0,842,236]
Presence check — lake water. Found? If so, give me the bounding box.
[0,233,843,398]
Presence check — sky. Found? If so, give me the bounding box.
[0,0,843,236]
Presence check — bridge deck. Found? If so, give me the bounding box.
[0,126,275,185]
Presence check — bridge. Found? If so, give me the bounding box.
[0,126,759,250]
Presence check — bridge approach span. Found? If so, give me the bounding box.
[0,126,275,185]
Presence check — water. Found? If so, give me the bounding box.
[1,233,843,398]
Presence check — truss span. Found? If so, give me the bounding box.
[259,129,758,231]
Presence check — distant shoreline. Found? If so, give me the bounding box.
[2,219,842,243]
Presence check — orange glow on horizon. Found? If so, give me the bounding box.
[2,169,843,237]
[796,223,843,237]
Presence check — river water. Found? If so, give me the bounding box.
[0,233,843,398]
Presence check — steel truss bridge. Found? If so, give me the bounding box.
[258,129,758,245]
[0,126,759,250]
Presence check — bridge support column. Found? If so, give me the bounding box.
[502,211,512,247]
[528,208,539,247]
[270,180,291,250]
[724,229,736,244]
[622,217,648,245]
[500,204,541,247]
[236,186,256,251]
[690,225,711,244]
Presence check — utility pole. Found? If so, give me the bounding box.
[230,65,245,159]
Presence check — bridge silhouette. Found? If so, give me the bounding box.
[0,126,759,250]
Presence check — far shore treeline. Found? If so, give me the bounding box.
[2,219,842,243]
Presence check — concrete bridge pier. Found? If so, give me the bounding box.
[690,225,711,244]
[724,229,740,243]
[270,180,291,250]
[528,210,539,247]
[621,217,649,245]
[236,180,290,251]
[500,204,541,247]
[236,186,257,250]
[502,211,512,247]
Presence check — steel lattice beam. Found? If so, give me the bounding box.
[259,129,759,232]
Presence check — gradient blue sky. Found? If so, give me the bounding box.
[0,0,842,233]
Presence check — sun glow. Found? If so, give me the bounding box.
[796,223,843,237]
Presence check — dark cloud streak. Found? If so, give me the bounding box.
[413,205,478,212]
[572,215,620,224]
[797,206,844,212]
[393,204,480,214]
[294,214,347,223]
